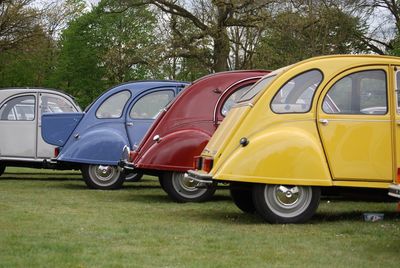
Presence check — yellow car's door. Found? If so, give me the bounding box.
[394,68,400,181]
[317,66,393,182]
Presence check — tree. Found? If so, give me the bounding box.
[253,1,367,69]
[0,0,42,52]
[118,0,274,72]
[51,0,159,107]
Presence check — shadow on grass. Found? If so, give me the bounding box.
[312,211,400,222]
[124,192,232,203]
[0,176,81,181]
[4,172,79,175]
[188,210,400,225]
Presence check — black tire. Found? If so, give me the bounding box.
[125,172,143,182]
[229,182,256,213]
[252,184,320,224]
[161,171,217,203]
[81,164,126,190]
[0,164,5,176]
[159,176,166,191]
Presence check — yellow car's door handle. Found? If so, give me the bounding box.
[319,119,329,125]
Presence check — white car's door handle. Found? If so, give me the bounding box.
[319,119,329,125]
[126,122,133,126]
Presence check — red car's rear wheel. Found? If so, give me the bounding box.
[161,171,217,202]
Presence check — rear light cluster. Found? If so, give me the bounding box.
[54,147,60,158]
[129,151,137,163]
[193,156,214,173]
[397,168,400,184]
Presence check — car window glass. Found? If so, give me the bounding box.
[96,90,131,118]
[221,84,252,116]
[40,94,76,114]
[271,70,323,113]
[239,75,276,102]
[396,71,400,114]
[0,95,35,121]
[323,70,387,115]
[130,90,174,119]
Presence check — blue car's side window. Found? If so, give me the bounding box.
[96,90,131,119]
[130,90,174,119]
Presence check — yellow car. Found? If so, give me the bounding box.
[187,55,400,223]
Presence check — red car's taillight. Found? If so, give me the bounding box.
[193,156,202,170]
[129,151,138,163]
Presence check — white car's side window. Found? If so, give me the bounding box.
[40,94,76,114]
[0,95,35,121]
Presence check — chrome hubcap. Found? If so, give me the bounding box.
[264,185,312,218]
[172,172,207,198]
[88,165,120,186]
[180,177,198,191]
[276,185,300,206]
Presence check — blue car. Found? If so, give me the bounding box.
[42,80,188,189]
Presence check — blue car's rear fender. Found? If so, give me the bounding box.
[57,123,129,166]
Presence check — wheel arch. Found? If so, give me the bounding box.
[136,129,211,171]
[214,123,332,186]
[58,127,130,166]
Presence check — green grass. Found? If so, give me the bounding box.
[0,167,399,267]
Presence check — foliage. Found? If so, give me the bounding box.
[1,0,400,101]
[50,0,159,107]
[253,2,367,70]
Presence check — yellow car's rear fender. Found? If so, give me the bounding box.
[214,120,332,186]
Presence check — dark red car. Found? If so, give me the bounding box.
[121,70,269,202]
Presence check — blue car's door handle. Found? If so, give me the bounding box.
[126,122,133,126]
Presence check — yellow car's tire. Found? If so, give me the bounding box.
[252,184,320,223]
[230,182,255,213]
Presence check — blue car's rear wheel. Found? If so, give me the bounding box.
[82,164,126,190]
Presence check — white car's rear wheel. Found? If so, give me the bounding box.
[82,164,126,190]
[0,164,5,176]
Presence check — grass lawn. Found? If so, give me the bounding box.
[0,167,399,267]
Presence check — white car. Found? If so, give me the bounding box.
[0,88,81,176]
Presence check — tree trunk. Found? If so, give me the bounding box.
[212,5,230,72]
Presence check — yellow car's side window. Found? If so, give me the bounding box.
[271,70,323,114]
[396,70,400,114]
[322,70,387,115]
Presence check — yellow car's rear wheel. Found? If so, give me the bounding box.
[230,182,255,213]
[252,184,320,223]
